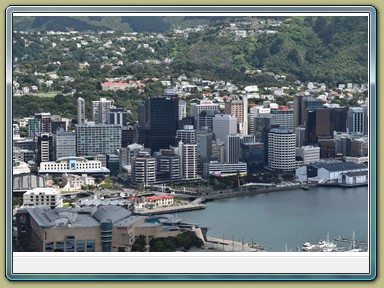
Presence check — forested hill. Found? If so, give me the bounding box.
[171,16,368,84]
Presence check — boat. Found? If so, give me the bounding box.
[301,185,309,190]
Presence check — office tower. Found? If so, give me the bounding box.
[362,102,369,136]
[92,98,114,124]
[54,130,76,160]
[351,138,368,157]
[179,100,187,120]
[332,107,348,133]
[315,109,334,139]
[191,100,219,117]
[271,106,294,130]
[226,134,255,163]
[77,97,86,125]
[131,152,156,186]
[178,116,195,130]
[121,126,135,147]
[242,96,248,135]
[76,123,122,157]
[225,99,244,133]
[253,114,276,141]
[318,139,336,159]
[126,143,145,166]
[107,107,127,126]
[267,128,296,171]
[149,91,179,154]
[348,107,365,134]
[248,105,271,135]
[195,110,215,130]
[176,125,196,144]
[240,142,265,174]
[156,150,181,183]
[294,94,324,128]
[28,113,52,137]
[196,128,213,166]
[107,154,120,176]
[295,127,306,148]
[138,100,150,129]
[119,147,129,172]
[211,139,226,164]
[212,114,237,142]
[36,133,54,165]
[179,141,198,180]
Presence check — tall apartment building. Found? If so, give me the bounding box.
[131,152,156,186]
[267,128,296,171]
[179,142,198,180]
[92,98,114,124]
[212,114,237,142]
[77,97,86,125]
[76,123,122,157]
[156,150,181,183]
[36,133,54,165]
[176,125,196,144]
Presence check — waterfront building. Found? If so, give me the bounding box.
[145,195,174,208]
[296,146,320,165]
[36,133,54,165]
[54,130,76,160]
[176,125,196,144]
[203,161,247,178]
[191,99,219,117]
[77,97,86,125]
[14,206,203,252]
[22,187,62,209]
[295,160,368,183]
[39,157,109,176]
[226,134,255,164]
[156,150,181,183]
[131,151,156,187]
[240,142,265,174]
[267,128,296,171]
[212,114,237,142]
[180,142,198,180]
[76,122,122,157]
[92,98,114,124]
[148,91,179,154]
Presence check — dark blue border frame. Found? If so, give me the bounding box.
[5,5,377,281]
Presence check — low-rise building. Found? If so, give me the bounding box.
[22,187,63,209]
[203,161,247,178]
[39,157,110,176]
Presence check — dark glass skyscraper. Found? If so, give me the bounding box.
[149,91,179,154]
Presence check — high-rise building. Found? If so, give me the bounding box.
[240,142,265,174]
[226,134,255,163]
[92,98,114,124]
[179,142,198,180]
[149,91,179,154]
[271,106,294,130]
[225,100,244,133]
[253,114,276,141]
[318,139,336,159]
[107,107,127,126]
[176,125,196,144]
[131,151,156,186]
[195,110,215,130]
[212,114,237,142]
[348,107,365,134]
[36,133,54,165]
[77,97,86,125]
[76,123,121,157]
[156,150,181,183]
[295,127,306,148]
[54,130,76,160]
[248,106,271,135]
[267,128,296,171]
[191,100,219,117]
[28,113,52,137]
[196,128,213,166]
[178,100,187,120]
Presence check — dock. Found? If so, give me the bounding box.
[334,236,368,246]
[204,236,264,252]
[134,203,205,216]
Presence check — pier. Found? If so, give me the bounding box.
[134,203,205,216]
[334,236,367,246]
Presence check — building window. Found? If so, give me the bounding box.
[76,240,85,252]
[55,241,64,252]
[45,242,54,252]
[86,240,95,252]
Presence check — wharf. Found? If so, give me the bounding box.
[134,203,205,216]
[335,237,367,246]
[205,236,264,252]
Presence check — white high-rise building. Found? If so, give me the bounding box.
[92,98,114,124]
[180,142,198,180]
[212,114,237,142]
[176,125,196,144]
[77,97,86,125]
[268,128,296,171]
[179,100,187,120]
[131,152,156,186]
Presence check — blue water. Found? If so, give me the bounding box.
[178,186,369,251]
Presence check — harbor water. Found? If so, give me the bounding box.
[178,186,369,251]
